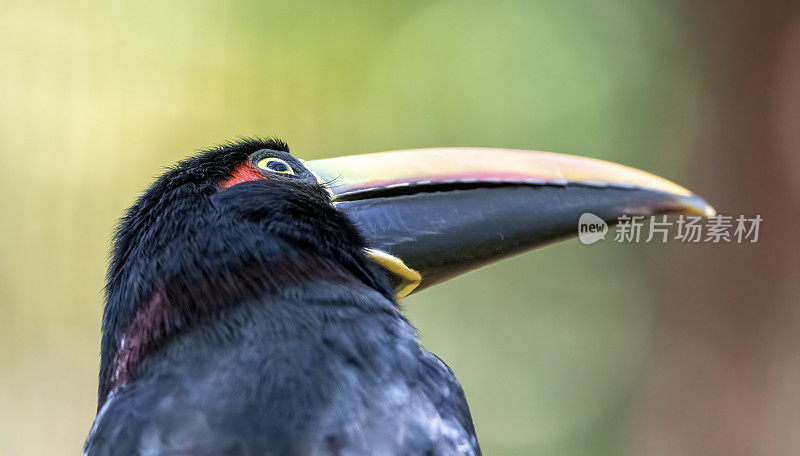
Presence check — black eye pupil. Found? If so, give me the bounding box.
[269,161,288,172]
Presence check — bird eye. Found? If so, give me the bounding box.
[256,157,295,175]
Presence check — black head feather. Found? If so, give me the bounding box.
[98,138,393,407]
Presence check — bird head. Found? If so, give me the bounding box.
[98,138,393,407]
[98,137,714,408]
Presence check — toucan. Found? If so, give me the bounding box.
[83,138,714,455]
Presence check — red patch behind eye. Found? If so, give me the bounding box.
[220,163,265,189]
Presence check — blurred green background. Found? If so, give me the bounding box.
[2,1,798,455]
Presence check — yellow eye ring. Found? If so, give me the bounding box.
[256,157,295,175]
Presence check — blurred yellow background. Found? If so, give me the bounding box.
[2,1,798,455]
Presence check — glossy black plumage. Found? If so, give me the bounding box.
[85,139,480,455]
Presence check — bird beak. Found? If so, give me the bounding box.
[303,148,715,298]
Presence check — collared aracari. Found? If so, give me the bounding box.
[83,138,713,455]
